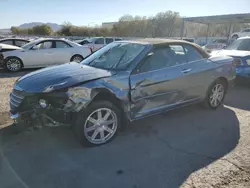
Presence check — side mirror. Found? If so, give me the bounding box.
[31,45,39,50]
[135,52,153,73]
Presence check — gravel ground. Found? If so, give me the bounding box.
[0,70,250,188]
[0,70,32,126]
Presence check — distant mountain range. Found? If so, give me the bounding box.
[18,22,62,31]
[0,22,62,33]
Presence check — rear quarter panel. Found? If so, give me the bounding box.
[208,55,236,84]
[193,55,235,100]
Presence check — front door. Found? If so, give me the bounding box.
[129,45,192,119]
[23,40,54,67]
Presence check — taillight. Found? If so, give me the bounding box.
[232,58,242,66]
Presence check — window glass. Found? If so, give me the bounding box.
[226,38,250,51]
[15,40,28,47]
[105,38,114,44]
[183,44,203,62]
[80,40,91,45]
[82,42,145,70]
[242,29,250,32]
[115,38,122,41]
[56,41,70,48]
[95,38,104,44]
[140,45,187,73]
[237,39,250,51]
[0,40,13,45]
[34,41,53,49]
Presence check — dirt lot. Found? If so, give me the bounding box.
[0,69,250,188]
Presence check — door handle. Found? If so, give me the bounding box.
[181,68,191,74]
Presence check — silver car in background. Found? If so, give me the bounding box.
[77,37,123,52]
[1,38,92,71]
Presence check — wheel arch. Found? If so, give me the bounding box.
[90,88,125,113]
[232,34,239,38]
[205,77,228,99]
[216,77,228,91]
[70,54,84,61]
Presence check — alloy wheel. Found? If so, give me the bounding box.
[84,108,118,144]
[72,56,83,63]
[6,58,22,71]
[209,83,224,108]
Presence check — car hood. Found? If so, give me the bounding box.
[0,43,22,50]
[15,62,112,93]
[211,50,250,57]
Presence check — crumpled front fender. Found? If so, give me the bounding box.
[63,77,131,120]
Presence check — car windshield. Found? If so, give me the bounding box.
[81,42,145,70]
[21,40,39,49]
[226,38,250,51]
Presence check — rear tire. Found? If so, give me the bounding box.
[73,101,121,147]
[203,79,227,109]
[70,55,84,63]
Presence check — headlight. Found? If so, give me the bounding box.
[39,99,47,108]
[246,59,250,66]
[66,87,90,99]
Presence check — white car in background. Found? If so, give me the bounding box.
[77,37,123,52]
[0,43,21,53]
[1,38,92,71]
[231,28,250,41]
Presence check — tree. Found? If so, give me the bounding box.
[57,22,73,36]
[11,27,20,34]
[32,24,53,35]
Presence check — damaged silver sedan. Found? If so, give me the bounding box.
[9,39,236,146]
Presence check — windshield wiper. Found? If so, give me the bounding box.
[109,49,127,69]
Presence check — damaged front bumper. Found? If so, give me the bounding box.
[9,86,94,127]
[9,111,19,121]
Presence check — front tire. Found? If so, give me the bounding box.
[73,101,121,147]
[5,57,22,72]
[203,80,227,109]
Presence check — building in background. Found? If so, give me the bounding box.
[102,22,117,29]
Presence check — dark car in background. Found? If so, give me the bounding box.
[182,38,195,43]
[0,38,30,47]
[9,39,235,146]
[212,37,250,83]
